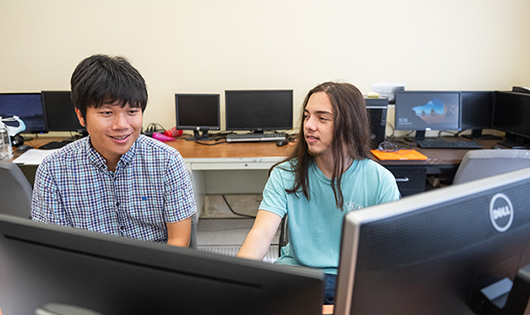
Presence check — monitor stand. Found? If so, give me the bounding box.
[496,134,530,149]
[461,129,502,140]
[185,130,215,141]
[404,130,429,142]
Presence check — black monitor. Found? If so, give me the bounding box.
[491,91,530,149]
[42,91,86,135]
[175,94,220,141]
[0,215,324,315]
[225,90,293,133]
[334,167,530,315]
[460,91,501,140]
[395,91,461,141]
[0,92,47,134]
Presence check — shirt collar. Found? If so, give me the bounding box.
[85,136,138,172]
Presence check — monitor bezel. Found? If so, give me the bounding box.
[0,92,48,134]
[175,93,221,132]
[41,90,86,133]
[224,89,294,132]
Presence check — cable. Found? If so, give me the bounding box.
[195,140,228,146]
[222,195,256,218]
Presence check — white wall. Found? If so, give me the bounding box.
[1,0,529,133]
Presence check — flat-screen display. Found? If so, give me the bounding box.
[175,94,220,141]
[41,91,85,132]
[0,214,325,315]
[225,90,293,132]
[395,91,461,135]
[0,93,47,133]
[491,91,530,148]
[460,91,498,139]
[334,167,530,315]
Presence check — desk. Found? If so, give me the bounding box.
[17,136,501,214]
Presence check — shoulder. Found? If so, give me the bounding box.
[270,160,296,177]
[135,135,182,159]
[40,137,88,166]
[354,159,395,180]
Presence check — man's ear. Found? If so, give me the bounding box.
[75,108,86,127]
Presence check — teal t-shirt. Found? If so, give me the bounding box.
[260,158,400,274]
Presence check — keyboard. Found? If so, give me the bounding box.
[416,140,483,149]
[226,132,287,143]
[38,140,73,150]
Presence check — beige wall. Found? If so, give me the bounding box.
[1,0,529,134]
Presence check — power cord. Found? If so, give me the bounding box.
[143,123,166,137]
[222,195,257,218]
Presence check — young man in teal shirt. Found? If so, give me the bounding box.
[237,81,400,304]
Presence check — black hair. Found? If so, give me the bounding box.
[70,54,148,120]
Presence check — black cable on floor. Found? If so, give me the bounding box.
[221,195,256,218]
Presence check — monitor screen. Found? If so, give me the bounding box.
[0,93,47,134]
[41,91,85,132]
[461,91,494,131]
[395,91,461,139]
[0,215,325,315]
[225,90,293,132]
[491,91,530,148]
[334,167,530,315]
[175,94,220,141]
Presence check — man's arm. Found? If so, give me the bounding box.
[237,210,282,260]
[166,217,191,247]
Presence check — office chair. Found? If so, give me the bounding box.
[189,212,198,249]
[0,161,33,218]
[278,214,289,257]
[452,149,530,185]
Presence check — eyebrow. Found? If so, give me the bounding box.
[304,109,333,116]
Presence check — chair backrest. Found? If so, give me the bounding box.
[0,161,33,218]
[452,149,530,185]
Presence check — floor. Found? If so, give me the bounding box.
[195,194,280,263]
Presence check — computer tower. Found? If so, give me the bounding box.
[365,97,388,149]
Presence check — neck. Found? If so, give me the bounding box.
[314,154,353,179]
[106,158,119,172]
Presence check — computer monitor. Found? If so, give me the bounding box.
[460,91,500,140]
[491,91,530,149]
[394,91,461,141]
[41,91,86,135]
[0,92,47,134]
[225,90,293,132]
[0,215,324,315]
[334,167,530,315]
[175,94,220,141]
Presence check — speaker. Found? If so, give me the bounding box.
[365,97,388,149]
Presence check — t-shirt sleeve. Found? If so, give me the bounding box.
[258,166,289,219]
[377,166,402,204]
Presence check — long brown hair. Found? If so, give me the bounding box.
[275,81,372,210]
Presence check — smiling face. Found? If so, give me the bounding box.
[76,102,142,170]
[303,91,335,160]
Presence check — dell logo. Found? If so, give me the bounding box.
[489,193,514,232]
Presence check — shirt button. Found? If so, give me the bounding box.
[116,202,120,207]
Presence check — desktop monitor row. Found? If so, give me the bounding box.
[0,91,84,134]
[175,90,294,140]
[394,90,530,145]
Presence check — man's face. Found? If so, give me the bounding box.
[303,92,334,158]
[76,102,142,164]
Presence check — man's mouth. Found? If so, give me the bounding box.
[110,135,129,140]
